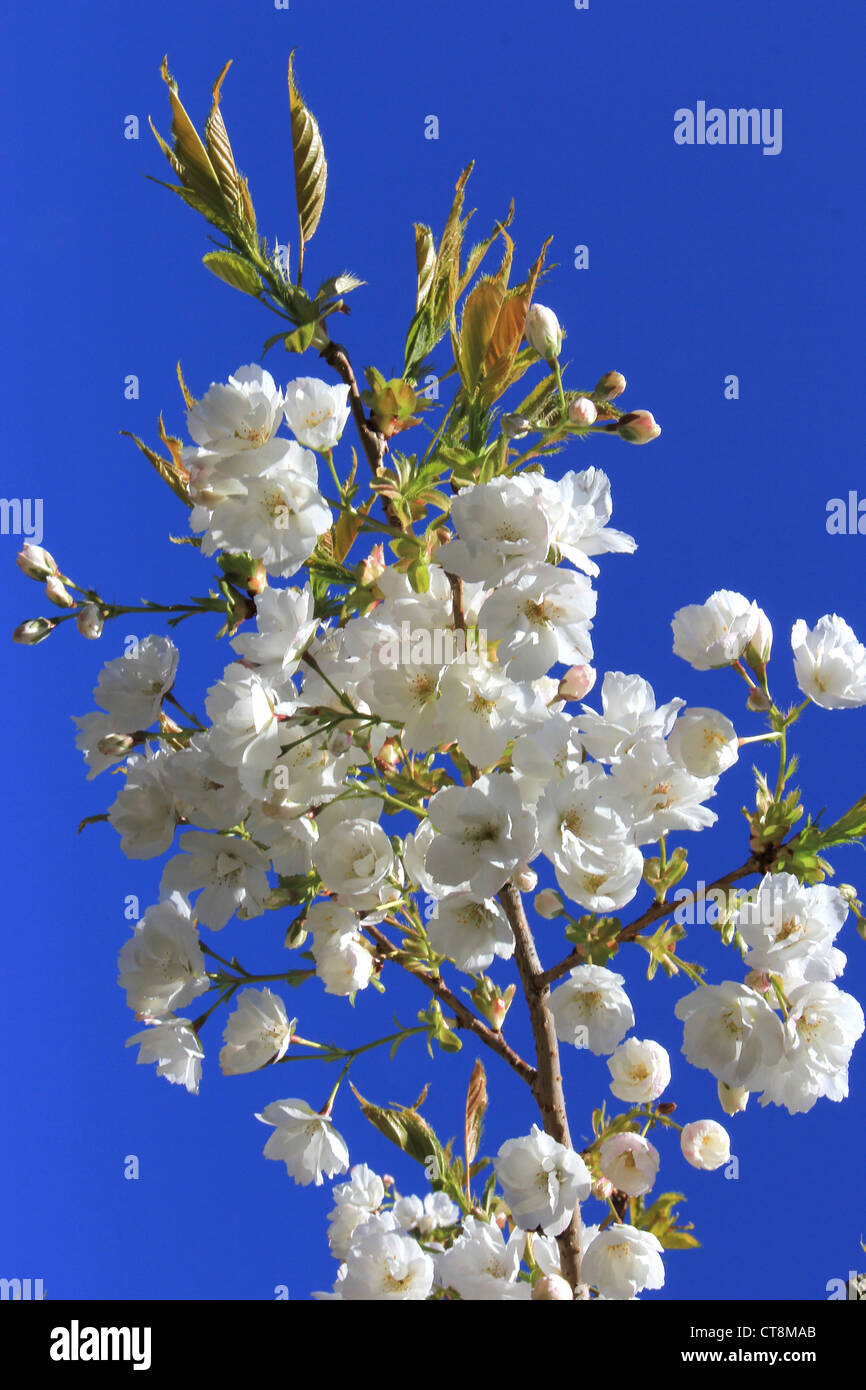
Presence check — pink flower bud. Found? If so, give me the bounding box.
[744,969,771,994]
[617,410,661,444]
[568,396,597,427]
[16,544,57,580]
[532,1274,574,1300]
[12,616,56,645]
[534,888,564,920]
[525,304,563,363]
[76,603,104,640]
[593,1176,614,1201]
[556,664,597,702]
[358,544,385,585]
[501,413,533,440]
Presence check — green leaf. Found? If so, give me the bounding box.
[288,51,327,271]
[464,1058,487,1174]
[156,55,222,206]
[202,251,262,296]
[204,61,243,216]
[120,430,192,508]
[283,320,318,353]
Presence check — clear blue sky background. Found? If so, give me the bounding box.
[3,0,865,1301]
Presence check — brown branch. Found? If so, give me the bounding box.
[362,921,537,1089]
[319,339,406,532]
[497,879,585,1295]
[538,855,765,991]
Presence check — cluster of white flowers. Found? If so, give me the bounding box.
[53,352,866,1302]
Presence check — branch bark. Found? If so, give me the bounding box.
[319,338,406,532]
[497,879,585,1295]
[362,920,537,1089]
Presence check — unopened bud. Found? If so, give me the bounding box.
[534,888,565,920]
[594,370,626,401]
[501,413,533,440]
[246,561,268,597]
[358,543,386,585]
[556,664,596,702]
[617,410,661,444]
[97,732,136,757]
[525,304,563,363]
[469,977,516,1033]
[77,603,104,640]
[16,544,58,580]
[568,396,597,427]
[45,576,75,608]
[514,865,537,893]
[327,727,354,756]
[375,737,402,771]
[12,616,56,645]
[744,608,773,672]
[717,1080,749,1116]
[745,687,772,713]
[593,1176,614,1201]
[744,969,771,994]
[532,1274,574,1301]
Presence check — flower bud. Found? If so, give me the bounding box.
[358,544,386,585]
[556,664,596,702]
[744,969,771,994]
[532,1273,574,1301]
[593,1176,614,1202]
[16,544,58,580]
[375,737,402,771]
[594,370,626,401]
[745,687,772,713]
[525,304,563,363]
[76,603,104,640]
[744,608,773,673]
[501,413,533,440]
[534,888,565,919]
[617,410,661,444]
[45,576,75,608]
[568,396,597,427]
[12,616,56,645]
[97,732,136,758]
[717,1080,749,1116]
[514,864,537,893]
[680,1119,731,1171]
[469,977,516,1033]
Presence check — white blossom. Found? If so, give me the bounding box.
[257,1099,350,1186]
[494,1125,591,1235]
[478,563,596,681]
[607,1038,671,1104]
[574,671,684,764]
[550,965,635,1055]
[435,1216,531,1300]
[161,831,271,930]
[674,981,786,1089]
[736,872,848,986]
[582,1224,665,1300]
[313,817,400,912]
[205,663,293,799]
[531,468,636,576]
[230,583,317,681]
[599,1133,660,1197]
[283,377,351,452]
[680,1120,731,1171]
[427,892,515,973]
[117,893,209,1020]
[436,475,553,583]
[108,750,178,859]
[93,636,179,731]
[668,707,739,778]
[609,734,718,844]
[337,1217,434,1300]
[436,654,545,766]
[187,364,284,453]
[756,982,864,1115]
[126,1016,203,1095]
[425,774,537,898]
[219,988,295,1074]
[393,1191,460,1235]
[791,614,866,709]
[672,590,765,670]
[327,1165,386,1259]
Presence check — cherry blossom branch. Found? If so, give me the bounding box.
[497,879,585,1294]
[362,920,537,1087]
[319,339,404,529]
[538,855,766,990]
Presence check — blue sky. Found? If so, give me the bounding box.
[3,0,865,1300]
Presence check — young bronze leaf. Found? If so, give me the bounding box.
[204,61,242,214]
[464,1058,488,1174]
[458,276,506,394]
[288,51,327,269]
[120,431,192,508]
[414,223,436,311]
[158,56,222,205]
